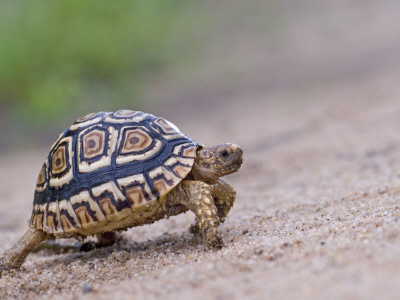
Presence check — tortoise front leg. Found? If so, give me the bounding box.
[169,180,223,249]
[189,179,236,234]
[210,179,236,223]
[0,228,49,270]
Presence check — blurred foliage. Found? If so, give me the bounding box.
[0,0,199,126]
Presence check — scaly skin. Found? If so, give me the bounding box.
[0,143,243,271]
[211,179,236,223]
[167,180,223,248]
[189,179,236,235]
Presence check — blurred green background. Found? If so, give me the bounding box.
[0,0,276,152]
[2,1,400,153]
[0,1,202,133]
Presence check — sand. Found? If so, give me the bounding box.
[1,95,400,299]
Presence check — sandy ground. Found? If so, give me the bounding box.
[2,1,400,299]
[2,94,400,300]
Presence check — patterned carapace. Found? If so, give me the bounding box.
[31,110,199,235]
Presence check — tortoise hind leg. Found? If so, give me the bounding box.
[31,232,118,253]
[79,232,117,252]
[96,232,117,247]
[0,228,49,270]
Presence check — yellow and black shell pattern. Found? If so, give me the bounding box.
[31,110,199,236]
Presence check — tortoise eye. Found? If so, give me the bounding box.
[220,149,229,158]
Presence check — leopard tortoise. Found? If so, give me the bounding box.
[0,110,243,270]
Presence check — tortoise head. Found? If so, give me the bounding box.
[191,143,243,182]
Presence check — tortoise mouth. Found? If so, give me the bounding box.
[217,149,243,177]
[223,156,243,174]
[228,148,243,167]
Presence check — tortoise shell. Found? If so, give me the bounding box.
[30,110,199,236]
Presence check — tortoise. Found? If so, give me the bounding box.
[0,110,243,270]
